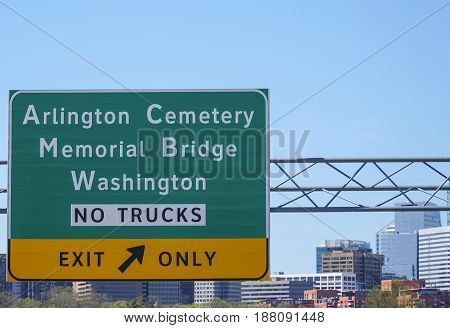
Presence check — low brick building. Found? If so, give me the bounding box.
[397,288,450,308]
[381,279,425,292]
[303,289,339,308]
[338,291,368,308]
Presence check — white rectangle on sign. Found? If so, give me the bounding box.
[71,204,206,226]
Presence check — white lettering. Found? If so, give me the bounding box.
[23,105,40,125]
[147,104,162,124]
[71,170,95,191]
[162,137,177,157]
[40,137,57,158]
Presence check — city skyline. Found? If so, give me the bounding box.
[1,1,450,274]
[2,222,449,307]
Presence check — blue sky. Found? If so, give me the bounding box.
[1,1,449,273]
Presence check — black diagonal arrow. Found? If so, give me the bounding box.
[118,245,145,273]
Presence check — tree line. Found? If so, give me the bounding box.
[0,285,427,308]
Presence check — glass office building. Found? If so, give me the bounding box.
[89,282,149,303]
[377,232,418,279]
[377,203,441,279]
[148,281,194,305]
[395,205,441,231]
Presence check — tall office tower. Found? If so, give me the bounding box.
[194,281,241,304]
[148,281,194,305]
[0,254,11,292]
[322,248,384,290]
[377,224,418,280]
[419,226,450,290]
[74,282,149,303]
[376,221,395,254]
[376,203,441,280]
[316,240,371,273]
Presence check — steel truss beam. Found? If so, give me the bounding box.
[271,157,450,213]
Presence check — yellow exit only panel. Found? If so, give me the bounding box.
[8,238,268,281]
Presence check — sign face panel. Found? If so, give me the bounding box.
[8,89,269,281]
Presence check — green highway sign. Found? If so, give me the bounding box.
[8,89,269,280]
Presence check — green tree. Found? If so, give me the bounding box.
[207,298,234,308]
[234,302,262,308]
[126,299,143,308]
[16,298,41,308]
[365,290,398,308]
[181,302,203,308]
[140,295,159,308]
[414,299,426,308]
[78,292,111,308]
[43,287,79,308]
[103,300,130,308]
[0,292,16,308]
